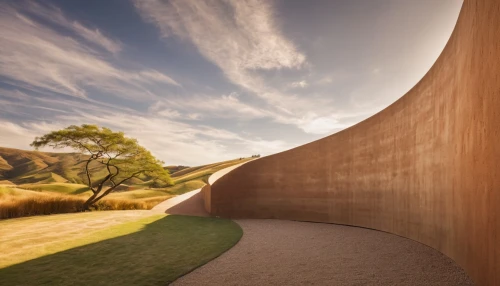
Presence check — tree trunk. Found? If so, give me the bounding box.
[80,173,139,211]
[81,197,94,211]
[81,192,99,211]
[81,185,118,211]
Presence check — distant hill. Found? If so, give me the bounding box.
[0,147,253,189]
[165,165,190,174]
[0,147,147,186]
[0,146,254,215]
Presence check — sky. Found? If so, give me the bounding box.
[0,0,462,166]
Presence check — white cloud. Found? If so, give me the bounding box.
[133,0,357,137]
[71,21,122,54]
[151,92,356,137]
[290,80,309,88]
[316,76,333,85]
[0,1,179,101]
[156,109,182,119]
[152,92,268,120]
[0,105,293,166]
[244,139,287,154]
[186,113,201,120]
[20,1,122,54]
[137,70,181,87]
[134,0,305,76]
[65,112,291,165]
[134,0,311,117]
[0,120,68,152]
[296,114,348,135]
[0,121,33,147]
[0,86,138,120]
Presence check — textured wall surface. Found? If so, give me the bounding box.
[208,0,500,284]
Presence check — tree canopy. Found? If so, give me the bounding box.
[31,124,172,210]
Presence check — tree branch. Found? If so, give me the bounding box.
[84,157,96,193]
[69,138,95,155]
[90,170,148,203]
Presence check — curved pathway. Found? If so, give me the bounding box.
[173,219,473,285]
[153,164,472,285]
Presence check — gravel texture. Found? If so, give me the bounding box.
[173,219,473,286]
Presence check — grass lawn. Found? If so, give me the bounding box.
[0,214,242,286]
[19,182,91,195]
[156,180,206,196]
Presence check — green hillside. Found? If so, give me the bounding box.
[0,147,253,213]
[0,147,103,185]
[0,147,160,186]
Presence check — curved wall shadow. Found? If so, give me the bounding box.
[207,0,500,284]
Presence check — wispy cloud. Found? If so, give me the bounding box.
[136,70,181,87]
[133,0,368,137]
[0,0,288,165]
[295,113,348,135]
[0,96,291,165]
[290,80,309,88]
[134,0,313,111]
[134,0,355,135]
[134,0,305,90]
[0,1,179,100]
[21,1,122,54]
[0,0,461,165]
[53,111,290,165]
[71,21,122,54]
[0,120,65,151]
[151,92,267,120]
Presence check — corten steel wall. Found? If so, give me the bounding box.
[208,0,500,284]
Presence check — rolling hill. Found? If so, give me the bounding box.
[0,146,252,198]
[0,147,253,217]
[0,147,183,186]
[0,147,106,185]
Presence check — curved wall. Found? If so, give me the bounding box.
[202,161,254,214]
[208,0,500,284]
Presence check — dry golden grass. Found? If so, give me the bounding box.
[142,196,173,208]
[0,187,170,219]
[95,196,172,211]
[0,189,84,219]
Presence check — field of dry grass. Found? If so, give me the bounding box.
[0,186,168,219]
[0,157,253,219]
[0,187,83,219]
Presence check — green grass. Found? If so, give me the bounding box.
[0,185,39,197]
[105,180,206,201]
[2,152,253,214]
[171,158,252,185]
[106,158,252,202]
[108,189,171,200]
[18,183,91,195]
[0,214,243,286]
[158,180,207,196]
[102,180,207,210]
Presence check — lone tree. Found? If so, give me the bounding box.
[31,124,173,210]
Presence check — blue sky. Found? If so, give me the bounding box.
[0,0,462,165]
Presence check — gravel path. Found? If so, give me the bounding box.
[173,219,473,286]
